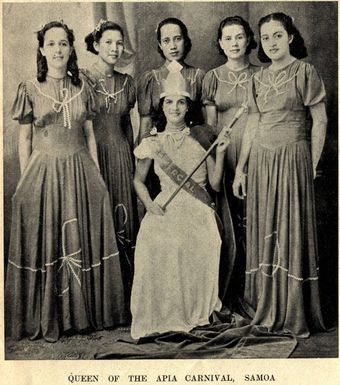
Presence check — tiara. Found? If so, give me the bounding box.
[160,61,191,99]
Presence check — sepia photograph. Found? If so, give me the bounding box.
[1,0,339,383]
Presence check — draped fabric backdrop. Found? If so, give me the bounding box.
[3,1,338,325]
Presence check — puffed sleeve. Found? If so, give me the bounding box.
[83,80,98,120]
[126,74,136,110]
[11,81,33,124]
[202,69,218,106]
[137,71,155,116]
[297,61,326,106]
[247,73,259,114]
[134,136,159,160]
[195,68,206,93]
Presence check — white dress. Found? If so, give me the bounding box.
[131,130,222,339]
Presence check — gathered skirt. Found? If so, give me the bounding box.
[6,147,127,342]
[97,140,139,309]
[245,139,325,337]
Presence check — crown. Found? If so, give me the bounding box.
[160,61,191,99]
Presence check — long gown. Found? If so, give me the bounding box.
[245,59,326,337]
[6,76,127,342]
[130,132,222,339]
[82,67,139,309]
[202,63,259,302]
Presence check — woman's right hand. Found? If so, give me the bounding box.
[146,202,165,216]
[232,168,247,199]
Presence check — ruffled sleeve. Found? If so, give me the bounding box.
[202,69,218,106]
[11,81,33,124]
[134,136,159,160]
[137,70,156,116]
[125,74,136,110]
[83,80,98,120]
[247,73,259,114]
[297,61,326,106]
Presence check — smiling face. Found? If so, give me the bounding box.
[260,19,293,62]
[40,27,71,71]
[94,29,124,66]
[162,95,188,126]
[159,23,185,62]
[219,24,248,60]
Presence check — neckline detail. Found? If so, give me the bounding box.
[225,62,250,72]
[268,59,298,73]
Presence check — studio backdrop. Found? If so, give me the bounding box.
[3,1,338,325]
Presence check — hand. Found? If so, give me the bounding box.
[146,202,165,216]
[232,168,247,199]
[216,129,231,154]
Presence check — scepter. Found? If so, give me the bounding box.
[161,104,247,210]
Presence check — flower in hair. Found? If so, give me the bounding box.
[94,19,108,34]
[150,127,158,135]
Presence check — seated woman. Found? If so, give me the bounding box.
[130,63,230,339]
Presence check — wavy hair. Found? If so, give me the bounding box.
[257,12,307,62]
[155,97,194,131]
[85,20,124,55]
[217,15,257,57]
[37,21,80,86]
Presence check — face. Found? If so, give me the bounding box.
[159,23,185,62]
[40,27,71,71]
[94,29,124,65]
[219,24,248,60]
[260,20,293,62]
[163,95,188,125]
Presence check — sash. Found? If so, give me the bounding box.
[153,146,216,211]
[153,139,236,305]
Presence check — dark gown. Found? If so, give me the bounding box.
[202,63,259,303]
[245,60,326,337]
[6,76,127,342]
[82,67,139,313]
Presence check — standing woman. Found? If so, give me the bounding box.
[202,16,258,302]
[137,17,205,143]
[233,13,327,337]
[6,21,126,342]
[83,21,139,311]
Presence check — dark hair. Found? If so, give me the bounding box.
[37,21,80,86]
[156,18,192,60]
[257,12,307,62]
[155,97,194,131]
[217,15,257,57]
[85,20,124,55]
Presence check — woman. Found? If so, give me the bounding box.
[233,13,327,337]
[138,18,205,199]
[202,16,258,303]
[83,20,139,310]
[131,67,230,339]
[6,21,126,342]
[138,17,205,141]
